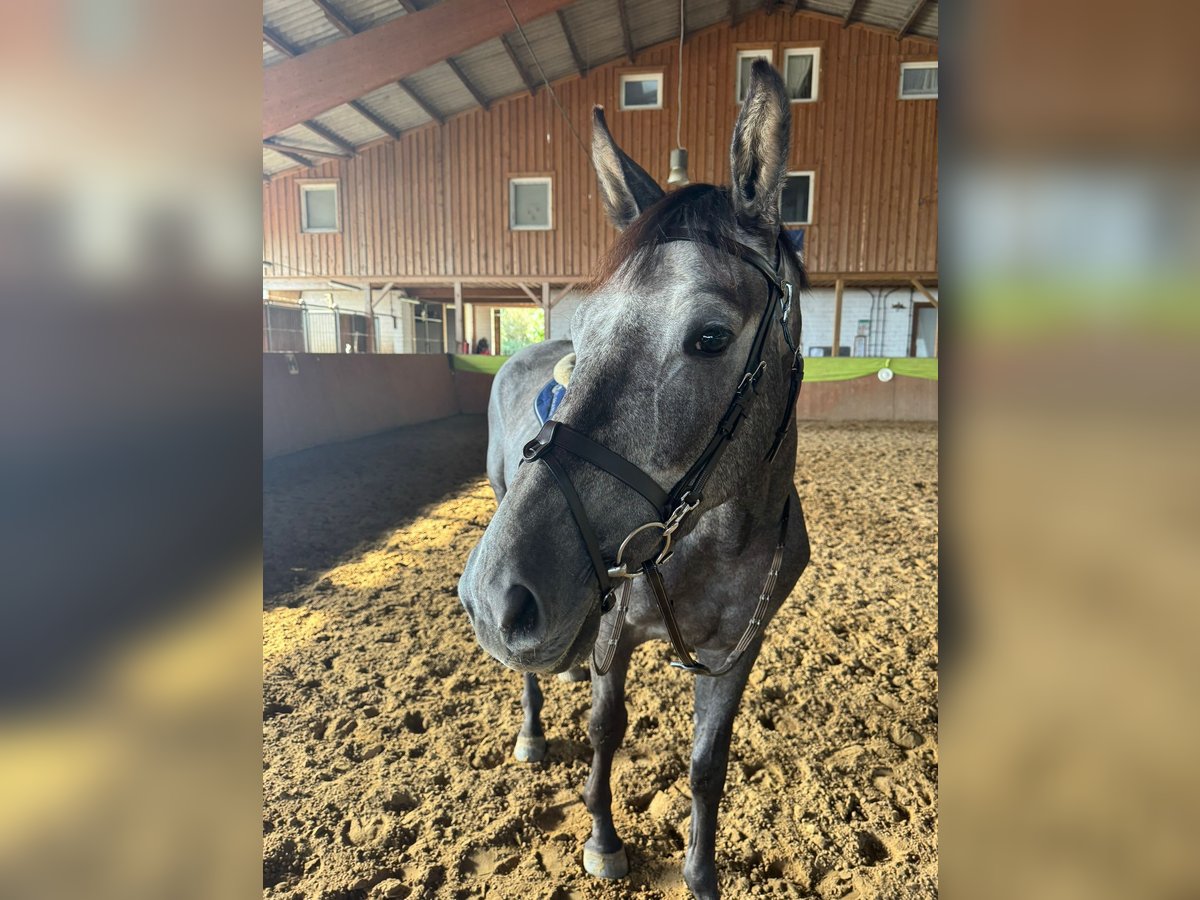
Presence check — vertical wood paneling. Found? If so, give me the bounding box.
[262,10,937,282]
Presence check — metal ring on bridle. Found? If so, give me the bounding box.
[615,521,671,574]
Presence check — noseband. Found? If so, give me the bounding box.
[521,227,804,676]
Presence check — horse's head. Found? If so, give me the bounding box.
[460,61,803,673]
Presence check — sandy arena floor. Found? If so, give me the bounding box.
[263,416,938,900]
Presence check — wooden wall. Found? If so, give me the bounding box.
[262,9,937,282]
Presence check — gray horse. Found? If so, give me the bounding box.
[459,61,811,899]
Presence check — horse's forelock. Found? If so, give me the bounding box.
[586,183,806,297]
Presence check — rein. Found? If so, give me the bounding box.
[520,227,804,676]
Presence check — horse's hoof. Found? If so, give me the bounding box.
[513,734,547,763]
[557,666,591,683]
[583,842,629,879]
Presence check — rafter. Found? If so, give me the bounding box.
[264,0,573,138]
[394,0,418,12]
[616,0,635,62]
[263,139,351,160]
[557,10,585,75]
[445,58,491,110]
[842,0,863,26]
[300,119,357,154]
[911,279,938,306]
[763,0,779,14]
[791,0,803,12]
[397,80,446,124]
[500,34,537,96]
[263,25,300,57]
[729,0,740,29]
[265,146,316,169]
[310,0,356,37]
[897,0,931,38]
[347,100,400,139]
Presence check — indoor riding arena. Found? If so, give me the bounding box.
[263,0,938,897]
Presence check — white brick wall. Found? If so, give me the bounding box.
[798,286,936,358]
[548,290,584,342]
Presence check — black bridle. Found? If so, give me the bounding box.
[521,227,804,676]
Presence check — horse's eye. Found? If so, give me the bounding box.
[693,327,733,355]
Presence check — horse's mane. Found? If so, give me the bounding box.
[588,183,808,296]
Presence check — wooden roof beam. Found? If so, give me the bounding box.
[911,279,938,306]
[395,0,418,12]
[616,0,635,62]
[791,0,804,13]
[500,34,538,96]
[557,11,585,75]
[263,25,300,57]
[264,0,575,138]
[897,0,930,38]
[729,0,741,30]
[763,0,780,14]
[310,0,356,37]
[445,59,491,110]
[347,100,401,139]
[842,0,863,26]
[300,119,358,154]
[263,139,351,160]
[397,80,446,124]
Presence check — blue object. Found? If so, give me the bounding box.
[783,227,805,254]
[534,379,567,425]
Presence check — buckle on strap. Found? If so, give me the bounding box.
[521,420,559,461]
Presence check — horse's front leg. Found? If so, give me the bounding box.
[514,673,546,762]
[582,637,634,878]
[683,644,760,900]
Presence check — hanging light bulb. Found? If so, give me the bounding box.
[666,0,688,187]
[667,147,689,186]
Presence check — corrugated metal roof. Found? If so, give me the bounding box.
[263,148,299,176]
[335,0,410,31]
[861,0,918,28]
[357,82,436,131]
[311,104,391,144]
[686,0,733,34]
[406,62,481,117]
[274,123,346,154]
[263,0,343,54]
[263,42,287,66]
[910,2,936,39]
[628,0,685,51]
[263,0,937,175]
[512,15,578,84]
[561,0,626,71]
[455,39,528,102]
[802,0,848,18]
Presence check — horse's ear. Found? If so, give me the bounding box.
[729,59,791,233]
[591,106,665,229]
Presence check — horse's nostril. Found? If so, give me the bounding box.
[499,585,540,638]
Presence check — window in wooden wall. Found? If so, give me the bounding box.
[620,73,663,109]
[736,49,773,102]
[780,172,814,225]
[783,48,820,102]
[300,182,339,233]
[900,62,938,99]
[509,177,553,230]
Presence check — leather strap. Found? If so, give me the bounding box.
[643,561,710,673]
[538,450,612,600]
[546,423,668,512]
